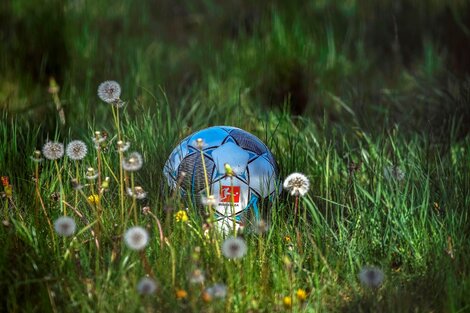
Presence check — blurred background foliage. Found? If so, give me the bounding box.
[1,0,470,136]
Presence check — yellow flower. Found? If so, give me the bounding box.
[175,289,188,299]
[175,210,189,222]
[296,289,307,301]
[87,194,100,205]
[284,236,291,243]
[282,296,292,308]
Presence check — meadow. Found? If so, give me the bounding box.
[1,1,470,312]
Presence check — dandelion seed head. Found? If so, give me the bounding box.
[116,140,131,153]
[201,194,219,206]
[126,186,147,199]
[254,219,269,234]
[136,277,157,295]
[124,226,149,251]
[222,237,247,259]
[70,178,83,190]
[189,269,205,284]
[206,283,227,299]
[54,216,76,237]
[359,266,384,288]
[142,206,151,215]
[384,165,405,181]
[66,140,88,160]
[283,172,310,197]
[42,141,64,160]
[85,167,98,180]
[122,152,143,172]
[97,80,121,103]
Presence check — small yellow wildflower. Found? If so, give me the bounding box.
[282,296,292,308]
[175,210,189,222]
[87,194,100,205]
[284,236,291,243]
[296,289,307,302]
[175,289,188,299]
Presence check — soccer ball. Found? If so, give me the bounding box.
[163,126,279,232]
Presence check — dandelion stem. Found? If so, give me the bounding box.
[230,176,236,236]
[131,172,137,224]
[54,160,65,215]
[199,147,210,198]
[112,105,125,229]
[165,238,176,287]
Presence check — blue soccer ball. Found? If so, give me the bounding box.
[163,126,279,231]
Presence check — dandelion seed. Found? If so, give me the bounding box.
[124,226,149,251]
[175,210,189,222]
[122,152,143,172]
[359,266,384,288]
[206,283,227,299]
[282,296,292,308]
[42,141,64,160]
[126,186,147,199]
[66,140,88,160]
[87,194,100,205]
[85,167,98,180]
[296,289,307,302]
[189,269,205,284]
[283,172,310,196]
[175,289,188,299]
[116,140,130,153]
[136,277,157,295]
[97,80,121,103]
[384,165,405,181]
[222,237,247,259]
[30,150,43,163]
[201,194,218,206]
[54,216,76,237]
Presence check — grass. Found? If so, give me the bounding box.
[1,1,470,312]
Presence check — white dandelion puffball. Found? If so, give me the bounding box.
[137,277,157,295]
[222,237,247,259]
[189,269,205,284]
[124,226,149,251]
[126,186,147,200]
[54,216,76,237]
[384,165,405,181]
[206,283,227,299]
[66,140,88,161]
[359,266,385,288]
[122,152,143,172]
[42,141,64,160]
[97,80,121,103]
[283,172,310,196]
